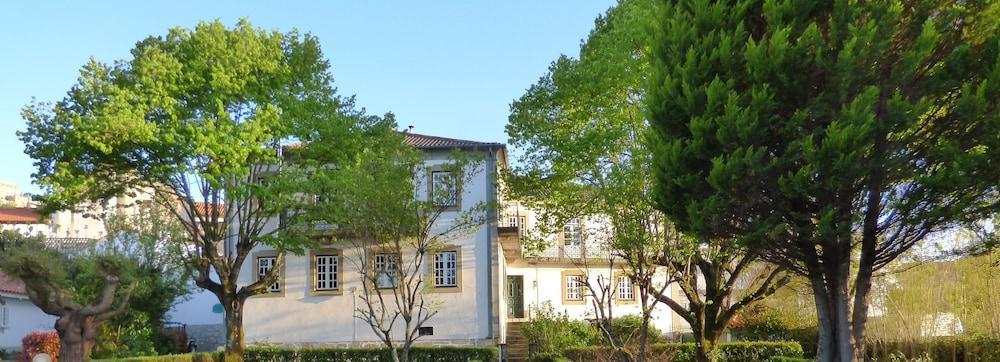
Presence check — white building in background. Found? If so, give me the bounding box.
[239,133,687,356]
[0,273,56,351]
[0,181,34,208]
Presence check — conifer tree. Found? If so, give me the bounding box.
[647,1,1000,361]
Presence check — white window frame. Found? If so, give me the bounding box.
[0,304,8,328]
[431,170,458,207]
[314,253,339,291]
[563,218,582,246]
[564,274,584,301]
[617,275,635,301]
[433,251,459,288]
[374,252,399,289]
[256,256,280,293]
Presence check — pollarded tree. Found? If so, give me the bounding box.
[0,232,137,361]
[19,20,370,358]
[648,1,1000,360]
[506,0,787,360]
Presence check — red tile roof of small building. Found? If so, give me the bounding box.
[0,207,41,224]
[193,202,224,218]
[0,272,26,295]
[403,132,505,149]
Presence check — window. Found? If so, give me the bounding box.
[562,272,585,304]
[0,304,8,328]
[314,253,340,291]
[563,218,581,246]
[256,256,280,293]
[506,215,527,239]
[374,252,398,289]
[433,251,459,288]
[431,170,458,207]
[617,275,635,301]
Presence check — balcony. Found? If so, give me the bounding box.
[498,226,613,263]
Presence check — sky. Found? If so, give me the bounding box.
[0,1,615,195]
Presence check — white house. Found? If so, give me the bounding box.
[0,273,56,351]
[240,133,686,358]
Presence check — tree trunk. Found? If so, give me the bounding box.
[692,324,725,362]
[810,272,835,362]
[55,314,98,362]
[224,297,247,361]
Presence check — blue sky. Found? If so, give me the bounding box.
[0,1,614,194]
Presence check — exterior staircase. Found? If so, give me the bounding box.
[506,322,529,362]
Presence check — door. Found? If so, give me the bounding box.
[507,275,525,318]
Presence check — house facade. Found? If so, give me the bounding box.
[241,133,687,351]
[0,273,56,351]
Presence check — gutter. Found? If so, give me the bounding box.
[485,147,496,342]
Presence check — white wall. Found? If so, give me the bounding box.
[0,294,56,350]
[242,152,497,346]
[168,288,224,326]
[505,265,679,335]
[0,223,50,237]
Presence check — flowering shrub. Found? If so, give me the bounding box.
[20,331,59,362]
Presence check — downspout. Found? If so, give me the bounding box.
[485,147,496,343]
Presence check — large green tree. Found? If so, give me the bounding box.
[648,1,1000,361]
[19,20,368,358]
[507,1,786,360]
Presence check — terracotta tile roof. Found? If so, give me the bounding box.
[193,202,224,218]
[0,272,26,295]
[403,132,505,149]
[0,207,41,224]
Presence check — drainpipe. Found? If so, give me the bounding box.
[350,286,358,346]
[485,148,496,342]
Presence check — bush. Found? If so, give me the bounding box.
[243,346,498,361]
[520,302,602,356]
[92,313,158,359]
[19,331,59,362]
[767,357,813,362]
[865,335,1000,361]
[91,352,223,362]
[607,315,663,346]
[564,341,803,362]
[528,352,572,362]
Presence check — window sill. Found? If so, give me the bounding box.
[309,289,344,296]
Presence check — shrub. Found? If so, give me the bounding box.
[564,341,803,362]
[20,331,59,362]
[607,315,663,346]
[91,352,223,362]
[243,346,498,361]
[528,352,572,362]
[767,357,813,362]
[864,335,1000,362]
[520,302,602,356]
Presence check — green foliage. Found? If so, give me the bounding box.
[868,253,1000,340]
[864,335,1000,362]
[520,302,602,356]
[527,352,572,362]
[563,341,804,362]
[647,0,1000,357]
[608,314,664,346]
[92,352,224,362]
[92,313,158,359]
[241,346,498,362]
[767,357,814,362]
[19,331,59,362]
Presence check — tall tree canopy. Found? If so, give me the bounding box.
[507,1,786,360]
[19,19,373,358]
[648,1,1000,361]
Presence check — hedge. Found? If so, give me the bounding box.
[244,346,498,361]
[865,336,1000,362]
[92,352,224,362]
[766,357,813,362]
[563,341,803,362]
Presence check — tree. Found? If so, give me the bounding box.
[0,231,137,361]
[647,1,1000,360]
[506,0,786,360]
[298,128,488,362]
[93,203,193,357]
[18,20,369,358]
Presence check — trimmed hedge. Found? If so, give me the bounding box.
[92,352,224,362]
[865,336,1000,362]
[244,346,498,362]
[563,341,803,362]
[766,357,813,362]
